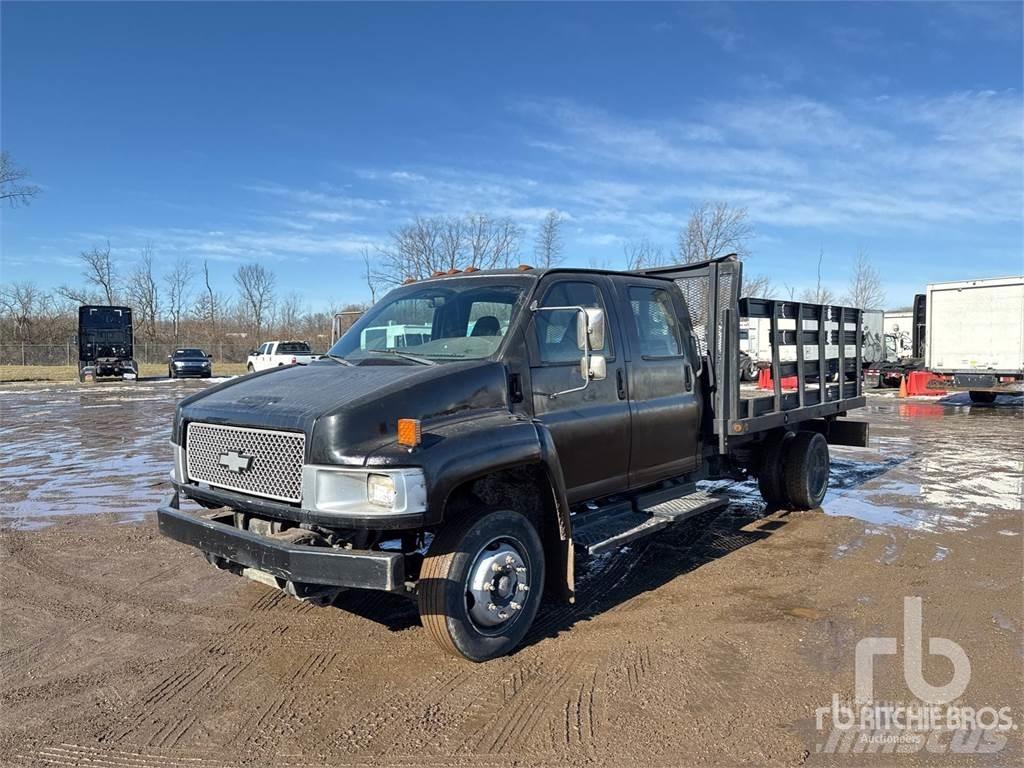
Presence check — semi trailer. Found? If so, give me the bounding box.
[157,255,868,661]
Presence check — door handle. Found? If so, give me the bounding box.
[684,363,693,392]
[616,368,626,400]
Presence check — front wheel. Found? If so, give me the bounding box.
[246,363,255,373]
[968,390,997,404]
[419,508,544,662]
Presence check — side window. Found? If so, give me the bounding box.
[534,281,610,364]
[256,343,268,355]
[628,286,685,357]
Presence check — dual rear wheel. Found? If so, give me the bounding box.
[758,429,830,510]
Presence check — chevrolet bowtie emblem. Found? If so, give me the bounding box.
[218,450,254,474]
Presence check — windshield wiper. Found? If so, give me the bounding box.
[365,348,437,366]
[326,353,354,366]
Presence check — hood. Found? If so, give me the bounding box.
[177,358,508,463]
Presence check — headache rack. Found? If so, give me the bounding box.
[639,255,865,453]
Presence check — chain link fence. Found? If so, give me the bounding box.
[0,341,258,367]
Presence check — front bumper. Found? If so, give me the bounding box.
[157,491,405,591]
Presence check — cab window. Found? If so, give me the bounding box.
[534,281,611,364]
[628,286,685,357]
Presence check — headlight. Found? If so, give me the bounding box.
[367,474,397,507]
[174,360,184,367]
[303,466,427,516]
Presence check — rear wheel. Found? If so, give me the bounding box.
[757,430,793,508]
[784,431,830,510]
[419,508,544,662]
[968,390,997,404]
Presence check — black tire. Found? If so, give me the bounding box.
[757,430,793,507]
[968,390,997,404]
[419,508,544,662]
[246,363,255,373]
[784,431,831,511]
[168,367,176,379]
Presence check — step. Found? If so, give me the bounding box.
[571,490,727,556]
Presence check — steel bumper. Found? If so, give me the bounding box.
[157,492,405,591]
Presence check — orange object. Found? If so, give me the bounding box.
[447,268,460,275]
[402,277,417,285]
[463,266,479,273]
[757,369,798,390]
[397,418,422,448]
[898,375,908,398]
[905,371,947,397]
[517,264,534,271]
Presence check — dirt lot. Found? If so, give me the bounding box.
[1,380,1021,767]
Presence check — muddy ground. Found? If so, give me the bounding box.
[0,380,1022,767]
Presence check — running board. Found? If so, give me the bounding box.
[570,490,727,556]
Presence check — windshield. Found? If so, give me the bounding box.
[174,348,206,358]
[330,279,529,363]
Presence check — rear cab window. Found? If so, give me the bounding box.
[627,286,685,357]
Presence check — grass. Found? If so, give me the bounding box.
[0,362,250,383]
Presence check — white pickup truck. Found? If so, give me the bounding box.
[246,341,317,373]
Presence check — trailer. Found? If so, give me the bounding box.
[925,276,1024,402]
[77,305,138,382]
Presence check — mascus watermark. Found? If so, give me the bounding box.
[815,597,1016,755]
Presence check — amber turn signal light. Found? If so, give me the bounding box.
[397,418,422,448]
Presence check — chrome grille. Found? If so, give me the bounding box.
[186,422,304,503]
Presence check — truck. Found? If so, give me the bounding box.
[158,256,868,661]
[246,340,317,373]
[77,305,138,382]
[925,276,1024,402]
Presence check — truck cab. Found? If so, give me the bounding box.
[77,305,138,382]
[159,258,867,660]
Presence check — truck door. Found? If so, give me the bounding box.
[615,279,701,486]
[528,277,631,504]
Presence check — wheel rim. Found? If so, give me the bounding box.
[808,442,829,498]
[465,536,531,633]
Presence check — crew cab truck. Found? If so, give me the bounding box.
[77,305,138,382]
[158,256,867,661]
[246,340,316,373]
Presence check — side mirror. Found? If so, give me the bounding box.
[576,308,605,352]
[166,354,172,361]
[581,353,607,382]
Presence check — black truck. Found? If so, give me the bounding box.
[78,305,139,382]
[158,256,867,661]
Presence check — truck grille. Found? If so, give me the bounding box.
[185,422,305,503]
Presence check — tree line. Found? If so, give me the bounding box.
[1,149,885,351]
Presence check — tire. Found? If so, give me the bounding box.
[968,391,997,404]
[168,368,176,379]
[419,508,544,662]
[246,363,255,373]
[784,431,831,511]
[757,430,793,508]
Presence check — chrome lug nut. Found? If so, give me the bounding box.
[497,611,509,620]
[487,602,497,612]
[518,583,529,592]
[515,566,526,573]
[510,601,522,611]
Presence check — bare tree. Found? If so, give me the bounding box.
[234,262,275,337]
[678,201,753,263]
[165,257,194,344]
[361,246,381,303]
[0,282,43,340]
[743,274,773,298]
[379,213,523,283]
[277,292,304,336]
[0,152,41,207]
[623,237,667,270]
[844,252,886,309]
[80,242,118,305]
[533,210,563,268]
[126,243,160,341]
[801,249,835,304]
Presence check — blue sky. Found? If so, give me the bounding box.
[2,1,1022,310]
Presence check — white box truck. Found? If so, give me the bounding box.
[925,276,1024,402]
